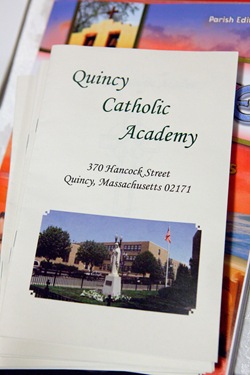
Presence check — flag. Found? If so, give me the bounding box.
[165,227,171,243]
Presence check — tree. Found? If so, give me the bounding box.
[131,251,160,279]
[73,1,140,32]
[76,240,108,272]
[174,264,191,288]
[152,259,165,283]
[36,226,71,263]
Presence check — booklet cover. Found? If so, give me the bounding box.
[0,69,216,375]
[0,45,238,372]
[31,2,250,372]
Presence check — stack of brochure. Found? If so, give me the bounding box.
[0,43,238,374]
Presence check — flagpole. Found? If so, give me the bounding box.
[165,226,171,287]
[165,250,168,287]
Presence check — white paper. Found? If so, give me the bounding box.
[0,69,215,375]
[0,46,238,371]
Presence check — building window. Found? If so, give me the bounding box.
[106,32,120,47]
[83,34,97,46]
[106,245,115,251]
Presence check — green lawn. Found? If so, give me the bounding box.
[31,285,194,315]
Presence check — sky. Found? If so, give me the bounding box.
[39,210,198,265]
[138,3,250,57]
[40,0,77,49]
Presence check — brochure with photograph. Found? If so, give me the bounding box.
[0,69,212,375]
[0,45,238,374]
[32,3,250,373]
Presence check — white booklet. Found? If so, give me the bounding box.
[0,70,211,375]
[0,45,238,373]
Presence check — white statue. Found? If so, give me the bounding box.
[103,239,122,297]
[110,242,121,275]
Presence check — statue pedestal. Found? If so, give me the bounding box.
[102,274,121,297]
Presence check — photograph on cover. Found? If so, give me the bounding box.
[39,0,145,58]
[30,210,201,315]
